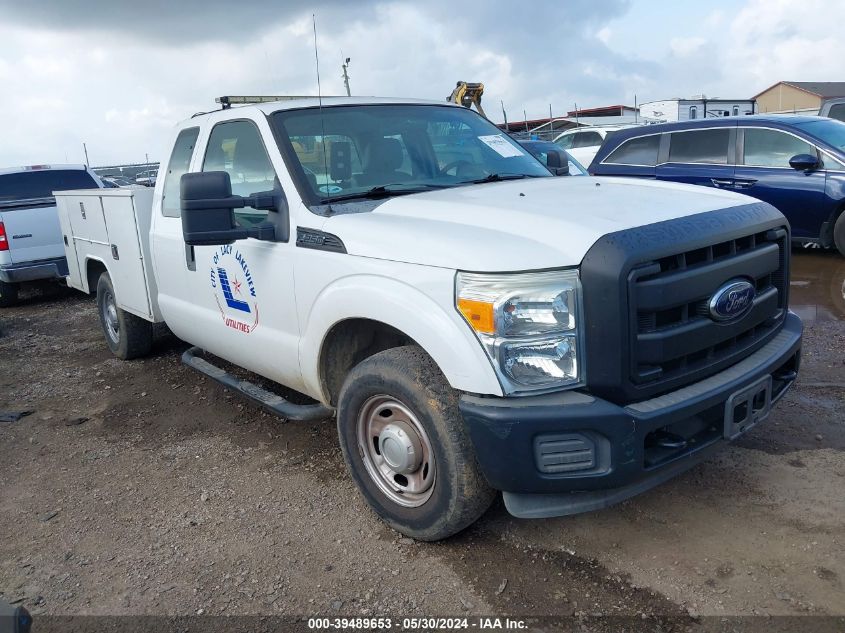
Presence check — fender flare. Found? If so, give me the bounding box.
[298,274,503,402]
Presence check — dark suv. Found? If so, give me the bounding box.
[590,115,845,256]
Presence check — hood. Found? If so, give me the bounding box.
[321,177,755,271]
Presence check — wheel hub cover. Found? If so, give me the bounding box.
[379,422,422,474]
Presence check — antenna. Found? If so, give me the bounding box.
[342,56,351,97]
[313,14,330,195]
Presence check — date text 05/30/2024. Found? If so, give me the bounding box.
[307,617,528,630]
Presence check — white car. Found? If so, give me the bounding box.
[135,169,158,186]
[0,164,102,306]
[553,124,637,169]
[56,97,802,540]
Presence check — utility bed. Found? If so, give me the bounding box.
[55,188,161,321]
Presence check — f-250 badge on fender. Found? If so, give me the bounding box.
[210,245,259,333]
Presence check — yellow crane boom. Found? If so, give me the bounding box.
[447,81,486,117]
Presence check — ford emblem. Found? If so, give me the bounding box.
[709,279,756,321]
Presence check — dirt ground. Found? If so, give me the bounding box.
[0,250,843,627]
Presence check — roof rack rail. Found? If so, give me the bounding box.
[215,95,342,109]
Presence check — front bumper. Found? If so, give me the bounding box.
[0,257,68,283]
[459,311,802,518]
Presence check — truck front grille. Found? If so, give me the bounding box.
[580,202,791,404]
[629,228,788,388]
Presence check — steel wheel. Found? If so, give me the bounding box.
[102,288,120,344]
[356,394,436,507]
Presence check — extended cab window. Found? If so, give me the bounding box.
[604,134,660,166]
[743,129,815,168]
[162,127,199,217]
[203,120,277,226]
[668,129,731,164]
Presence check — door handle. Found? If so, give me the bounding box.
[710,178,734,188]
[733,178,757,189]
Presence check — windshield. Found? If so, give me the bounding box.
[272,105,550,205]
[795,119,845,152]
[0,169,97,202]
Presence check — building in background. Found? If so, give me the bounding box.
[753,81,845,114]
[639,97,756,124]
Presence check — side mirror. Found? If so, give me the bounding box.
[180,171,280,246]
[789,153,819,172]
[545,149,570,176]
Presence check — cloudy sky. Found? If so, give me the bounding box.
[1,0,842,167]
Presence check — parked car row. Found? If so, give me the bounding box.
[100,174,138,188]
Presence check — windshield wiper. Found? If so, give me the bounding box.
[322,183,449,203]
[457,173,543,185]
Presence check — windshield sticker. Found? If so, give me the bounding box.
[210,245,259,334]
[478,134,523,158]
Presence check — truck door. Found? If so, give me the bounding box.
[733,127,826,239]
[152,117,304,393]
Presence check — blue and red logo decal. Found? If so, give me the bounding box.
[210,245,259,333]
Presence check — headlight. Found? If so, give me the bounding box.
[456,270,584,394]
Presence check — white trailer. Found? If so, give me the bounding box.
[639,98,756,124]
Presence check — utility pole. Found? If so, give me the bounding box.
[524,109,529,136]
[341,57,351,97]
[82,143,89,167]
[145,153,149,166]
[501,100,507,128]
[549,104,554,137]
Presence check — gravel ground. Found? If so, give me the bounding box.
[0,258,843,628]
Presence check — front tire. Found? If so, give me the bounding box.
[96,272,152,359]
[0,280,19,308]
[337,346,495,541]
[834,211,845,257]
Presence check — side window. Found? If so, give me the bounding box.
[743,129,815,168]
[668,129,731,164]
[689,106,697,120]
[161,127,199,218]
[828,103,845,122]
[733,106,740,116]
[604,135,660,166]
[203,120,277,226]
[555,133,575,149]
[572,131,603,148]
[824,154,845,171]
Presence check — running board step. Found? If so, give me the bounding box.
[181,346,334,422]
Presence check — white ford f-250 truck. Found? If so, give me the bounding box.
[56,97,802,540]
[0,164,103,306]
